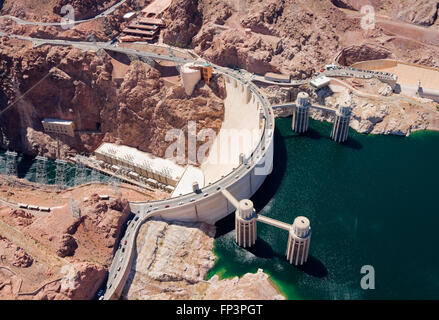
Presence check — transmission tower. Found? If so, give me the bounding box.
[5,151,18,177]
[108,168,122,196]
[74,161,88,186]
[55,159,68,188]
[35,157,46,183]
[35,156,48,184]
[0,154,6,175]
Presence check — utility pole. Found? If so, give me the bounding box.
[55,159,68,188]
[5,151,18,177]
[35,156,48,184]
[74,158,87,186]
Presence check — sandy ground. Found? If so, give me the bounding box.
[141,0,172,16]
[340,8,439,47]
[356,62,439,90]
[0,174,167,298]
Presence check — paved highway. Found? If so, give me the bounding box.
[272,102,336,114]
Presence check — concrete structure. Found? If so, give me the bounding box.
[350,59,439,102]
[24,45,272,299]
[235,199,257,248]
[120,0,171,42]
[199,62,213,85]
[286,216,311,266]
[224,190,311,266]
[324,63,398,88]
[310,75,331,89]
[103,66,275,300]
[94,142,195,187]
[172,166,204,197]
[331,104,352,143]
[41,118,75,137]
[273,92,352,143]
[292,92,311,133]
[264,72,291,83]
[181,62,202,95]
[123,12,136,21]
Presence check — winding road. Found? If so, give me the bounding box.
[0,17,425,299]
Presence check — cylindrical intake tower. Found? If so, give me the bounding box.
[292,92,311,133]
[286,216,311,266]
[235,199,257,248]
[331,104,351,143]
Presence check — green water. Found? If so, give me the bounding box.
[208,118,439,300]
[0,150,110,186]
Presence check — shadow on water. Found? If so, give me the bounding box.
[16,154,36,179]
[214,126,288,238]
[343,136,363,150]
[244,242,328,279]
[284,127,322,141]
[296,255,328,278]
[251,127,287,211]
[245,238,275,259]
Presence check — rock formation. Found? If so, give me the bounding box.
[122,219,285,300]
[0,193,132,300]
[0,38,224,161]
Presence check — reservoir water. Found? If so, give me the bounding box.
[208,118,439,300]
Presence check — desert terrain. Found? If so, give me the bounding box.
[1,0,439,301]
[122,219,284,300]
[0,176,158,299]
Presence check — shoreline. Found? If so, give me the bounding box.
[274,113,439,137]
[206,236,294,300]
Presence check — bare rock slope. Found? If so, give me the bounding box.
[0,38,224,160]
[122,219,284,300]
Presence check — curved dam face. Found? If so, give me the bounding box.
[104,67,274,300]
[130,71,274,225]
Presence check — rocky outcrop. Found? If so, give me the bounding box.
[0,38,115,157]
[397,1,439,26]
[13,247,34,267]
[122,220,284,300]
[53,0,119,20]
[206,269,284,300]
[336,44,395,66]
[32,261,107,300]
[0,193,133,300]
[0,38,224,161]
[0,236,33,268]
[162,0,202,48]
[56,234,78,258]
[102,60,225,159]
[193,28,281,74]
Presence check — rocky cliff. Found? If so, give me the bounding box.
[0,38,225,160]
[0,193,132,300]
[122,219,284,300]
[162,0,439,75]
